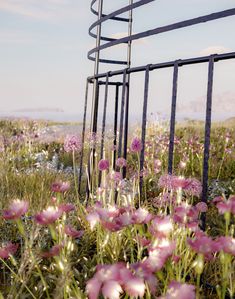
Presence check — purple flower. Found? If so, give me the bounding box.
[2,199,29,220]
[34,206,62,225]
[98,159,109,171]
[116,157,127,168]
[0,242,19,259]
[64,135,82,153]
[130,137,142,153]
[160,281,196,299]
[51,181,70,193]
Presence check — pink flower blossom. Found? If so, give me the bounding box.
[150,216,173,237]
[41,244,63,258]
[2,199,29,220]
[124,277,145,298]
[98,159,109,171]
[159,281,195,299]
[216,195,235,215]
[64,225,84,239]
[102,280,123,299]
[130,137,142,153]
[216,236,235,256]
[0,242,19,259]
[131,208,152,224]
[64,135,82,153]
[158,175,202,196]
[86,211,100,230]
[51,181,70,193]
[34,206,62,225]
[116,157,127,168]
[187,232,219,260]
[195,202,208,213]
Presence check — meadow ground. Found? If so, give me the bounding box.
[0,118,234,299]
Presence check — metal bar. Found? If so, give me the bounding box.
[201,56,214,230]
[89,0,153,35]
[90,0,130,22]
[168,62,179,174]
[91,0,103,134]
[123,81,130,177]
[88,52,235,81]
[139,65,150,196]
[113,85,119,169]
[100,74,109,159]
[88,8,235,60]
[118,70,127,157]
[78,79,89,193]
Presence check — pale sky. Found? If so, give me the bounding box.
[0,0,235,122]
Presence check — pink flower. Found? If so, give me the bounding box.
[98,159,109,171]
[130,137,142,153]
[116,158,127,168]
[150,216,173,237]
[64,135,82,153]
[195,202,208,213]
[86,211,100,230]
[59,203,75,213]
[64,225,84,238]
[41,244,63,258]
[124,277,145,298]
[86,278,102,299]
[2,199,29,220]
[158,175,202,197]
[0,242,19,259]
[34,206,62,225]
[216,236,235,256]
[183,178,202,197]
[51,181,70,193]
[102,280,123,299]
[86,263,125,299]
[187,232,219,260]
[131,208,152,224]
[216,196,235,215]
[160,281,195,299]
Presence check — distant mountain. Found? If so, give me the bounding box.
[13,107,64,113]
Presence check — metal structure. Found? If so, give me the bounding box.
[79,0,235,227]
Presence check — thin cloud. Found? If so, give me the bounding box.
[199,46,231,56]
[0,0,84,22]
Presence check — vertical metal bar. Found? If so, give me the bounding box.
[123,81,130,178]
[118,70,127,157]
[91,0,103,134]
[168,62,179,174]
[99,74,109,185]
[78,79,89,193]
[100,74,109,159]
[86,82,100,199]
[201,56,214,230]
[139,65,150,195]
[113,84,119,169]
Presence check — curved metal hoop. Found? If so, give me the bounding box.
[88,0,235,67]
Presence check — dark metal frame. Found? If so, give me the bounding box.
[79,0,235,228]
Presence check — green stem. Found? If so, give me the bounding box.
[0,258,37,299]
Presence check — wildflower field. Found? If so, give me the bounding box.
[0,118,234,299]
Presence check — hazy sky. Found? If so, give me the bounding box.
[0,0,235,121]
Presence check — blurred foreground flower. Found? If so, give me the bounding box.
[0,242,19,259]
[159,281,195,299]
[34,206,62,225]
[2,199,29,220]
